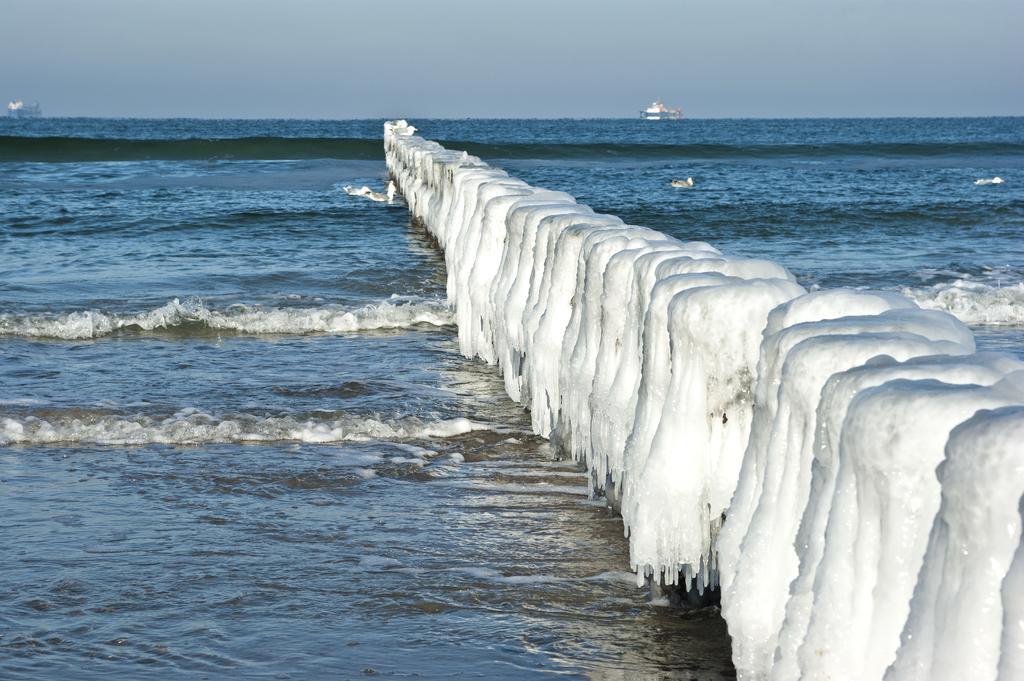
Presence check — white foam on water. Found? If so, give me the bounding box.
[418,417,487,438]
[390,443,438,457]
[387,456,427,466]
[0,296,454,340]
[358,555,404,569]
[901,279,1024,326]
[0,409,493,447]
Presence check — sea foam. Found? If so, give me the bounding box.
[0,409,489,446]
[901,278,1024,326]
[0,297,453,340]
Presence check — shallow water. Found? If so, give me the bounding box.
[1,117,1021,678]
[1,396,733,679]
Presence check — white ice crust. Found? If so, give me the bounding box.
[886,403,1024,681]
[1000,495,1024,681]
[383,121,1024,681]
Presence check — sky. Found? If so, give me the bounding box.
[2,0,1022,118]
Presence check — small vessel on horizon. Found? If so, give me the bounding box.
[641,99,682,120]
[7,100,43,118]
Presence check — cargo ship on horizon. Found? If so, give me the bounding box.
[641,99,682,120]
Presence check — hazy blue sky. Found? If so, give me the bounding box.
[3,0,1022,118]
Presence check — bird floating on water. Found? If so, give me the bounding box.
[343,180,397,203]
[975,176,1005,186]
[671,177,695,188]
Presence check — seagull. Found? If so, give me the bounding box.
[343,181,397,203]
[975,176,1005,186]
[366,181,397,203]
[671,177,695,188]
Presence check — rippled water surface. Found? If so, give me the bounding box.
[2,117,1022,678]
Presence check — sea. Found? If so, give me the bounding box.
[1,117,1021,679]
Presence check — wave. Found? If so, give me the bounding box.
[0,408,490,446]
[0,136,384,162]
[900,279,1024,326]
[0,297,453,339]
[444,140,1024,161]
[3,135,1022,163]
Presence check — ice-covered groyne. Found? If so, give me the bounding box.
[383,120,1024,681]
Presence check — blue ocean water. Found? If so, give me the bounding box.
[1,117,1021,678]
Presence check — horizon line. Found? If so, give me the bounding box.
[6,114,1024,122]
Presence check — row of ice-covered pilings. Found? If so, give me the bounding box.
[383,120,1024,681]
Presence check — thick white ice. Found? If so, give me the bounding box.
[587,245,724,487]
[722,309,977,677]
[1000,496,1024,681]
[528,222,628,436]
[555,228,668,463]
[797,375,1024,681]
[627,277,805,590]
[885,403,1024,681]
[383,121,1024,681]
[720,300,973,596]
[771,353,1024,681]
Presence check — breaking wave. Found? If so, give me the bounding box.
[3,135,1021,163]
[901,279,1024,326]
[441,139,1024,161]
[0,135,385,162]
[0,297,454,340]
[0,408,490,446]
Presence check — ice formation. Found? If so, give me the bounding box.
[770,353,1024,681]
[1000,496,1024,681]
[720,308,978,674]
[383,120,1024,680]
[885,404,1024,681]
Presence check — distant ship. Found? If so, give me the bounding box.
[641,100,682,120]
[7,100,43,118]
